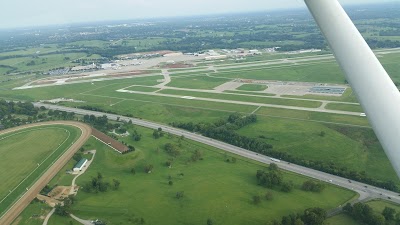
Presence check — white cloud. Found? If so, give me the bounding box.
[0,0,390,28]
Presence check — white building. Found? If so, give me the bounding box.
[73,158,88,172]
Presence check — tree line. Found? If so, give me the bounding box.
[342,202,399,225]
[171,113,398,192]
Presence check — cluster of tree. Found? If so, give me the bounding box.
[152,128,164,139]
[172,114,397,191]
[227,113,257,128]
[0,101,38,119]
[72,152,84,163]
[54,195,75,217]
[82,172,120,193]
[144,164,154,173]
[343,202,399,225]
[367,38,400,49]
[47,109,75,120]
[82,114,113,132]
[301,180,325,193]
[0,101,42,129]
[131,130,142,141]
[164,143,181,157]
[191,149,203,162]
[171,113,273,156]
[268,207,327,225]
[256,163,294,193]
[176,191,185,199]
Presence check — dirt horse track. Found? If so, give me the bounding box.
[0,121,92,225]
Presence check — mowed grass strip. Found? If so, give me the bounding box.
[158,89,322,108]
[0,125,81,215]
[68,129,355,225]
[236,84,268,91]
[256,107,370,127]
[123,86,160,92]
[224,90,275,96]
[166,75,231,89]
[325,103,364,113]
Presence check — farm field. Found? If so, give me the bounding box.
[0,125,81,217]
[31,127,356,225]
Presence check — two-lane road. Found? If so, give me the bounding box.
[34,103,400,205]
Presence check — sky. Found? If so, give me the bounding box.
[0,0,393,29]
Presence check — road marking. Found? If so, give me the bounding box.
[251,106,262,114]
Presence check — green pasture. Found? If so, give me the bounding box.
[236,84,268,91]
[236,116,398,185]
[325,103,364,113]
[0,125,81,217]
[64,130,355,225]
[158,89,322,108]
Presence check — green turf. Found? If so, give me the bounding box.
[124,86,160,92]
[158,89,322,108]
[255,107,370,127]
[11,200,52,225]
[236,84,267,91]
[236,116,398,185]
[214,60,346,84]
[325,213,362,225]
[67,128,355,225]
[325,103,364,113]
[0,125,81,217]
[166,75,231,89]
[366,200,400,213]
[47,214,81,225]
[224,90,275,96]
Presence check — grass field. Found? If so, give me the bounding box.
[124,86,161,92]
[158,89,322,108]
[367,200,400,213]
[255,107,370,127]
[325,103,364,113]
[236,116,398,185]
[49,127,356,225]
[0,125,81,217]
[326,200,400,225]
[11,200,52,225]
[0,53,88,73]
[224,90,275,96]
[166,75,231,89]
[211,52,400,84]
[236,84,267,91]
[325,213,362,225]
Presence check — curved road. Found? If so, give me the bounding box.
[0,121,92,225]
[35,103,400,206]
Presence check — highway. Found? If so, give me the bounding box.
[34,102,400,206]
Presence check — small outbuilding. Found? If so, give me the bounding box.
[73,158,88,172]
